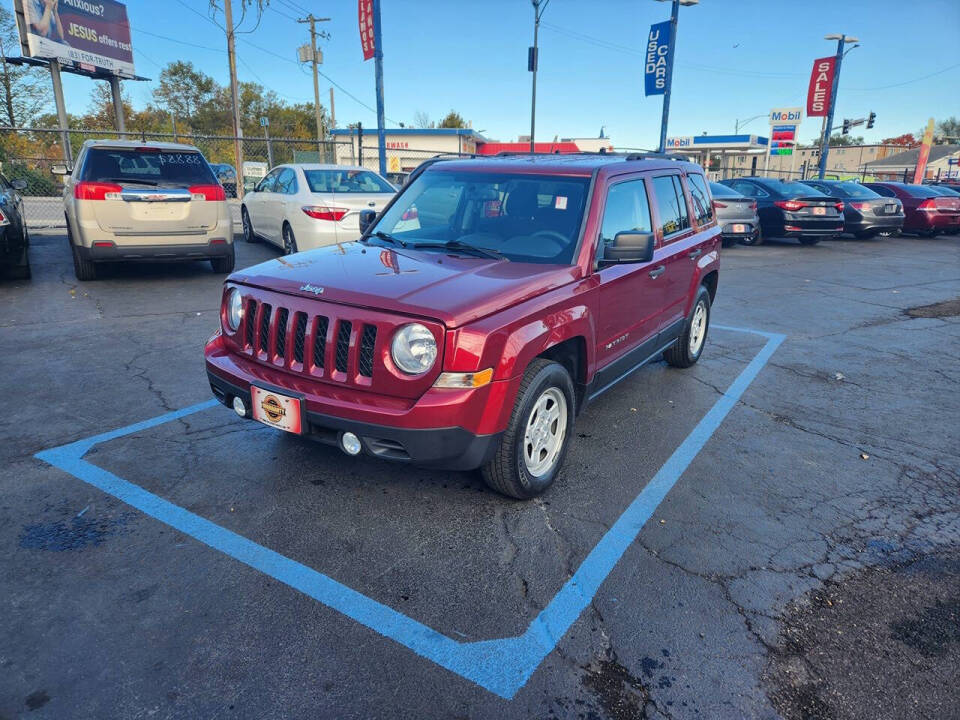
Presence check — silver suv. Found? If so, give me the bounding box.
[60,140,234,280]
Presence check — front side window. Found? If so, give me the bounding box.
[80,148,216,186]
[652,175,690,237]
[686,173,713,225]
[304,169,394,193]
[373,170,590,264]
[257,169,281,193]
[598,179,652,260]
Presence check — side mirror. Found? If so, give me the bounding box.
[11,179,27,191]
[359,209,377,235]
[51,164,69,176]
[604,232,655,263]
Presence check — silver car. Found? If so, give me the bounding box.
[710,182,761,246]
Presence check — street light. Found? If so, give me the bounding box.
[528,0,551,152]
[816,33,859,179]
[735,114,766,134]
[653,0,699,153]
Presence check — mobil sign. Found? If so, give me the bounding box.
[666,136,693,149]
[767,108,802,157]
[769,107,803,124]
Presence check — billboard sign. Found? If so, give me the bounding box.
[644,20,671,96]
[806,57,835,117]
[358,0,374,61]
[14,0,135,76]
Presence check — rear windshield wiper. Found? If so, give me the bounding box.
[409,241,506,261]
[369,230,407,247]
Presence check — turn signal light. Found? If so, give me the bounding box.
[189,184,227,201]
[74,181,122,201]
[433,368,494,389]
[774,199,804,211]
[302,205,349,221]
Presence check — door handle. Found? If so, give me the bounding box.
[688,248,703,259]
[648,265,665,279]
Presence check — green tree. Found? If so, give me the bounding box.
[935,116,959,143]
[0,7,52,126]
[828,134,864,147]
[153,61,219,131]
[438,110,467,129]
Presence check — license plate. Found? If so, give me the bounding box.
[251,386,303,434]
[885,204,896,213]
[813,206,826,215]
[732,223,746,233]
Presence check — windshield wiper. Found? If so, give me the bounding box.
[369,230,407,247]
[409,241,506,261]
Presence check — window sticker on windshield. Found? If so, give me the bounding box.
[555,196,568,210]
[483,199,501,217]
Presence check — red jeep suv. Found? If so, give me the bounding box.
[205,154,721,498]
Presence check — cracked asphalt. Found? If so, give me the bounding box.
[1,230,958,719]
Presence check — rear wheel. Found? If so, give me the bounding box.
[481,358,575,499]
[211,244,236,273]
[664,285,710,369]
[71,244,97,281]
[8,228,30,279]
[282,223,298,255]
[798,236,821,245]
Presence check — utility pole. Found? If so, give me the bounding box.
[0,38,16,126]
[297,14,330,156]
[223,0,244,200]
[372,0,387,177]
[529,0,550,152]
[817,33,859,179]
[329,87,336,129]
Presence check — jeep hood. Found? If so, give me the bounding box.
[231,242,581,328]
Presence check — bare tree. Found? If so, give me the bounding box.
[413,110,434,129]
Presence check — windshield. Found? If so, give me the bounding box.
[710,182,741,197]
[831,182,881,199]
[776,181,825,196]
[80,148,216,186]
[371,170,590,264]
[304,169,394,193]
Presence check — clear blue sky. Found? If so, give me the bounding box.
[59,0,960,147]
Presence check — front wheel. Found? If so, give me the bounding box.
[481,358,575,499]
[664,285,711,368]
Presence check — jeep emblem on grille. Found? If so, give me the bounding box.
[299,284,324,295]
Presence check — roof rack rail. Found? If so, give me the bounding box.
[624,151,686,162]
[492,149,615,157]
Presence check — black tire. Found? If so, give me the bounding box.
[210,244,236,273]
[71,243,97,281]
[721,237,735,248]
[854,230,877,239]
[798,236,820,245]
[664,285,711,369]
[242,207,257,243]
[481,358,575,499]
[282,223,298,255]
[8,228,31,279]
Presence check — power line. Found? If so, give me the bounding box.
[846,62,960,91]
[134,28,227,53]
[274,0,311,17]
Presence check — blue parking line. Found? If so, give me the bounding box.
[35,326,785,700]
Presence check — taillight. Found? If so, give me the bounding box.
[189,184,226,202]
[712,201,727,209]
[74,181,122,201]
[748,201,757,210]
[302,205,348,221]
[0,209,8,226]
[850,201,871,211]
[401,206,418,221]
[774,199,804,211]
[918,199,937,211]
[834,201,844,212]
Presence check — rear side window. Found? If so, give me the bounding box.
[651,175,690,237]
[276,168,298,194]
[599,179,652,257]
[304,169,394,193]
[80,148,215,186]
[686,173,713,225]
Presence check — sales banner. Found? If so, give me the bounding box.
[913,118,935,184]
[806,56,835,117]
[14,0,135,76]
[644,20,671,96]
[358,0,374,61]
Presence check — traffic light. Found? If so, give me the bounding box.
[866,111,876,129]
[842,118,851,135]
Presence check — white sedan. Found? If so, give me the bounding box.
[240,164,397,253]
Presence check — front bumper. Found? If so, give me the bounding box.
[207,369,502,470]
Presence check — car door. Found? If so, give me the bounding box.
[649,173,698,337]
[593,176,664,391]
[247,168,281,244]
[273,167,299,240]
[0,173,26,245]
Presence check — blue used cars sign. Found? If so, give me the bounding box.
[644,20,672,96]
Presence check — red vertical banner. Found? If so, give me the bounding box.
[359,0,375,60]
[913,118,936,184]
[806,56,836,117]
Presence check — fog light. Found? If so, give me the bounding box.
[341,432,362,456]
[232,396,247,417]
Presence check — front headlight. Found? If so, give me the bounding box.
[225,287,243,332]
[391,323,437,374]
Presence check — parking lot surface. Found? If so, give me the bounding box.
[2,231,958,719]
